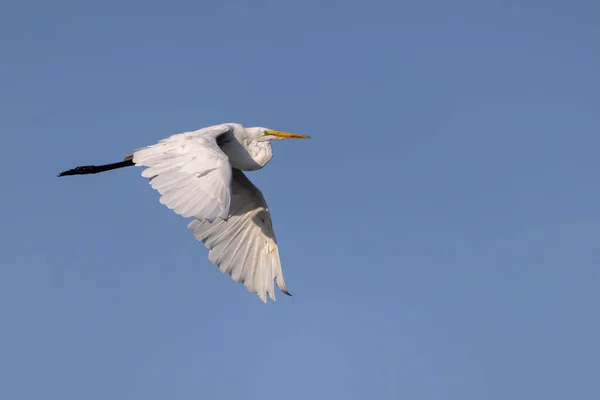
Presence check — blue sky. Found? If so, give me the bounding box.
[1,0,599,399]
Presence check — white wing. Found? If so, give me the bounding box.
[188,169,290,303]
[132,125,233,222]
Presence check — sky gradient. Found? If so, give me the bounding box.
[1,1,599,399]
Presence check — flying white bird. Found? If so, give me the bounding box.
[58,123,310,303]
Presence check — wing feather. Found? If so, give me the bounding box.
[133,125,233,221]
[188,169,290,302]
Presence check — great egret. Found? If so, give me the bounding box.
[58,123,310,303]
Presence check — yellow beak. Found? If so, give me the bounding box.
[265,130,311,139]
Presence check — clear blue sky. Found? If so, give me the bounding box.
[1,0,599,399]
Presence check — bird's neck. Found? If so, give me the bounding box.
[222,139,272,171]
[246,141,273,170]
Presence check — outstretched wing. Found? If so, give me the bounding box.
[132,125,233,222]
[188,169,290,303]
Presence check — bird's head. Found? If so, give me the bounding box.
[249,127,311,142]
[228,125,310,170]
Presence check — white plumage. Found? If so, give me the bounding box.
[133,126,233,221]
[188,169,289,303]
[58,123,309,303]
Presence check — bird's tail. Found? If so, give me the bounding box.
[57,155,135,177]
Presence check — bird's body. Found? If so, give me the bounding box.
[58,123,309,303]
